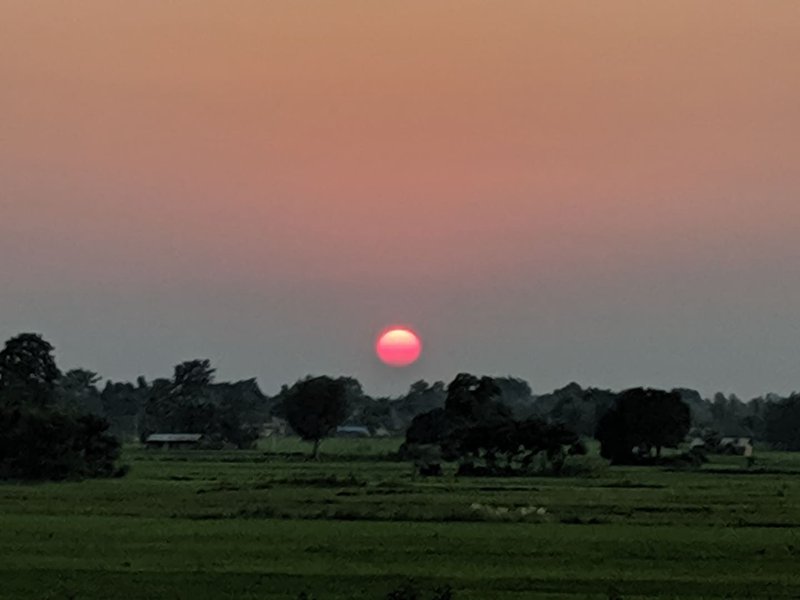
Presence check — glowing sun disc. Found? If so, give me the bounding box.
[376,327,422,367]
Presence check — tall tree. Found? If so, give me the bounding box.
[0,334,122,480]
[57,369,103,414]
[595,388,691,464]
[139,361,215,440]
[444,373,509,424]
[101,378,149,439]
[0,333,61,408]
[281,376,350,458]
[764,395,800,450]
[387,380,447,430]
[174,359,215,390]
[493,376,536,415]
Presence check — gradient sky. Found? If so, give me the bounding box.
[2,1,799,399]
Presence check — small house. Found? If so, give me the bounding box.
[688,437,707,450]
[372,426,392,438]
[144,433,203,449]
[336,425,371,438]
[718,437,754,457]
[262,417,288,437]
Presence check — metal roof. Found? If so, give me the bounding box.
[145,433,203,443]
[720,437,752,445]
[336,425,370,434]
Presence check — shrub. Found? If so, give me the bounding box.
[0,406,123,480]
[557,455,609,477]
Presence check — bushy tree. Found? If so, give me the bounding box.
[674,388,712,428]
[281,376,352,458]
[528,383,616,436]
[206,379,267,448]
[383,380,447,431]
[346,395,392,433]
[404,374,582,475]
[57,369,103,414]
[406,408,449,446]
[444,373,507,421]
[0,333,122,480]
[0,333,61,408]
[764,395,800,450]
[404,373,507,459]
[0,408,121,480]
[595,388,690,464]
[140,374,211,440]
[457,417,582,474]
[493,376,535,415]
[101,378,149,439]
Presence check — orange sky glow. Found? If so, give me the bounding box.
[2,2,799,397]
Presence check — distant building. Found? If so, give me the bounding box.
[336,425,371,438]
[144,433,203,449]
[372,426,392,438]
[718,437,754,457]
[688,437,707,450]
[262,417,288,437]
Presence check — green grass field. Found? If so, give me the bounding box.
[1,439,799,599]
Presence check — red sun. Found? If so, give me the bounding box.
[376,327,422,367]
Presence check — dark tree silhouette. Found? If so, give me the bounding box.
[404,373,582,475]
[281,376,351,458]
[526,382,617,436]
[57,369,103,414]
[444,373,506,421]
[0,333,61,408]
[0,333,122,480]
[595,388,690,464]
[382,380,446,432]
[764,395,800,450]
[0,408,121,480]
[493,376,535,415]
[405,408,449,446]
[456,417,582,474]
[174,359,216,390]
[102,378,149,439]
[139,360,265,448]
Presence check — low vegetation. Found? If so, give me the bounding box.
[403,374,586,475]
[1,442,799,599]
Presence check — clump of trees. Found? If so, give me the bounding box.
[594,388,691,464]
[526,382,617,436]
[404,373,585,475]
[5,327,800,480]
[139,359,268,449]
[455,417,585,476]
[102,377,150,439]
[0,334,123,480]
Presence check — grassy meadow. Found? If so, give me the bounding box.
[1,439,799,599]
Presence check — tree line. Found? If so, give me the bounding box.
[2,331,800,480]
[0,334,122,479]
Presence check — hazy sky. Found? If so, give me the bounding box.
[2,1,799,398]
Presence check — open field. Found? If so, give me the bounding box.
[1,440,799,599]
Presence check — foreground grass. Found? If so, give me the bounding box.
[0,441,798,599]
